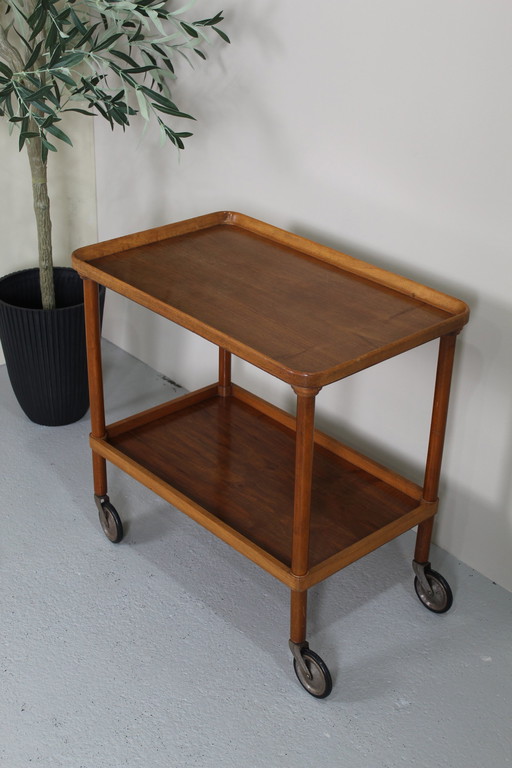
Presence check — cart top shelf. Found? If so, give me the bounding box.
[72,211,469,387]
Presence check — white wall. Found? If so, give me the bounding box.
[94,0,512,591]
[0,112,97,366]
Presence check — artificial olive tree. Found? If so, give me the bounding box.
[0,1,229,309]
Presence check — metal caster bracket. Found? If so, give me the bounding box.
[413,560,434,597]
[94,493,110,514]
[289,640,312,681]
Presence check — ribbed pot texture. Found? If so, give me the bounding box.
[0,267,105,426]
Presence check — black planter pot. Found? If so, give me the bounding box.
[0,267,105,426]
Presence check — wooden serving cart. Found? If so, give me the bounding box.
[72,211,469,698]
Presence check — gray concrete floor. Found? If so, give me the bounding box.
[1,340,511,768]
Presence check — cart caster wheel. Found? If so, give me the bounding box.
[414,568,452,613]
[96,497,124,543]
[293,648,333,699]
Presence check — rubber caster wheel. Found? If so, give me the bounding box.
[99,500,124,544]
[293,649,332,699]
[414,568,452,613]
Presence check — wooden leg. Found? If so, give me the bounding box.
[218,348,232,397]
[290,590,308,644]
[289,399,333,697]
[414,517,435,564]
[415,333,458,562]
[91,454,107,498]
[83,278,107,496]
[289,386,320,643]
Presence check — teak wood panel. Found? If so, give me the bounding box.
[105,392,422,570]
[73,212,469,387]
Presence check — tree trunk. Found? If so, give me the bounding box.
[1,22,55,309]
[26,131,55,310]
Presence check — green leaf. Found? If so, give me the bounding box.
[28,7,47,40]
[45,87,60,109]
[24,41,43,71]
[41,136,58,152]
[114,68,137,89]
[41,114,62,129]
[135,88,150,121]
[69,8,88,35]
[44,122,73,146]
[62,107,95,117]
[151,44,175,73]
[109,49,139,68]
[48,41,65,69]
[46,21,59,50]
[128,22,144,43]
[124,65,158,75]
[195,12,225,27]
[181,22,199,38]
[0,62,13,79]
[25,84,54,103]
[53,52,86,68]
[92,101,112,124]
[141,50,157,67]
[24,73,42,88]
[75,23,99,49]
[18,117,33,151]
[151,102,194,120]
[50,70,77,87]
[213,26,230,43]
[4,94,14,118]
[139,85,176,108]
[30,100,55,115]
[93,32,124,53]
[110,107,129,127]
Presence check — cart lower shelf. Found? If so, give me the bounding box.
[91,384,436,590]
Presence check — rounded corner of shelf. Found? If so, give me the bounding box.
[71,248,88,267]
[221,210,240,222]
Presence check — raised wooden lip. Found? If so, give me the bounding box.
[73,210,469,317]
[72,211,470,387]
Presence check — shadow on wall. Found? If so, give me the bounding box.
[293,221,476,304]
[291,219,476,476]
[293,222,512,584]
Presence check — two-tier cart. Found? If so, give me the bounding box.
[72,211,469,698]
